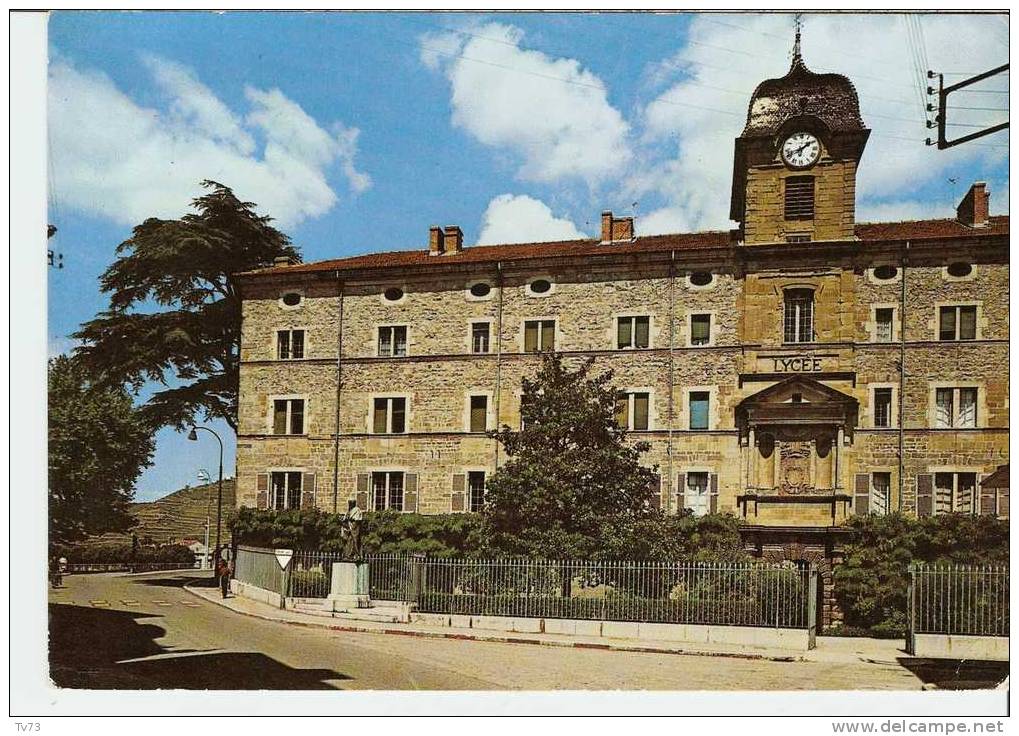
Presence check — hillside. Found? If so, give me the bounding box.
[93,479,237,546]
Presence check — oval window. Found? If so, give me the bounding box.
[281,292,302,307]
[873,265,898,281]
[383,287,405,302]
[947,262,973,278]
[689,271,713,287]
[469,282,491,298]
[529,279,552,294]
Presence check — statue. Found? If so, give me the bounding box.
[342,499,364,562]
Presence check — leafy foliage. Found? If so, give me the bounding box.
[228,507,486,556]
[48,356,156,546]
[73,181,299,431]
[52,542,195,565]
[834,513,1009,637]
[482,354,661,558]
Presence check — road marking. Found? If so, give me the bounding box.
[153,600,172,607]
[179,600,200,607]
[89,600,110,607]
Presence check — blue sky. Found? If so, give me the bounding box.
[47,11,1008,501]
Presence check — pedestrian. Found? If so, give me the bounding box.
[215,556,231,599]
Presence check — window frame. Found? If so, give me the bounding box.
[522,318,557,353]
[465,392,492,433]
[269,469,304,510]
[688,312,714,347]
[276,328,306,360]
[278,290,305,310]
[616,314,651,350]
[932,385,979,429]
[682,468,713,517]
[937,304,979,341]
[465,279,495,302]
[370,470,406,512]
[470,320,492,354]
[467,470,487,513]
[783,287,815,344]
[369,395,410,434]
[380,285,408,305]
[687,389,712,431]
[931,470,980,515]
[377,324,409,357]
[615,389,652,431]
[871,471,892,516]
[871,386,895,428]
[871,305,897,343]
[269,396,306,435]
[524,276,556,298]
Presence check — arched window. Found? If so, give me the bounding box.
[783,288,814,343]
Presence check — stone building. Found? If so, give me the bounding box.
[233,43,1008,625]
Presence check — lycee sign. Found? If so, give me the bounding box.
[771,356,824,372]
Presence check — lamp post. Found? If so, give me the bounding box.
[188,426,224,562]
[198,469,212,569]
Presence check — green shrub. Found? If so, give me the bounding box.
[52,542,193,565]
[834,513,1009,637]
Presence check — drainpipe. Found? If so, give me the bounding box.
[667,250,676,514]
[898,242,909,512]
[332,271,345,513]
[494,262,504,471]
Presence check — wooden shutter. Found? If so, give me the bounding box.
[854,473,871,516]
[524,322,538,352]
[978,474,996,515]
[676,473,686,511]
[709,473,719,514]
[451,473,466,512]
[999,489,1009,518]
[405,473,419,513]
[635,316,649,348]
[916,473,934,516]
[784,176,815,220]
[648,474,662,509]
[617,318,631,349]
[301,472,316,510]
[356,473,369,510]
[256,473,269,510]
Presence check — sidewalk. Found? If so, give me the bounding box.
[184,583,909,665]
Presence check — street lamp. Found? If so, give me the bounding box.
[197,468,212,569]
[187,426,224,563]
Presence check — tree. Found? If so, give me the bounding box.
[482,353,660,559]
[73,181,300,431]
[48,355,156,545]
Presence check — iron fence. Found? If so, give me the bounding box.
[288,549,344,598]
[390,557,814,629]
[233,545,286,594]
[909,564,1009,638]
[367,553,414,601]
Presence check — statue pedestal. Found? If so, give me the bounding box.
[325,562,370,611]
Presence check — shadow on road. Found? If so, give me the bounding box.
[897,658,1009,690]
[49,604,350,690]
[136,575,214,589]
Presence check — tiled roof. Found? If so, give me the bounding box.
[239,216,1008,278]
[982,464,1009,489]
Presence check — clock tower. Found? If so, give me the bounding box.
[730,29,870,245]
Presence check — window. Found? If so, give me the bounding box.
[689,271,714,287]
[281,292,302,307]
[527,279,552,295]
[784,176,815,220]
[617,316,650,349]
[786,234,811,243]
[469,282,491,298]
[875,308,895,343]
[383,287,404,303]
[873,388,893,428]
[934,472,977,514]
[947,262,973,278]
[471,322,490,354]
[871,472,891,516]
[469,395,488,432]
[270,471,302,510]
[371,471,404,511]
[615,391,650,431]
[685,472,710,517]
[468,471,486,512]
[373,397,407,434]
[690,314,711,346]
[873,265,899,281]
[689,391,710,430]
[272,398,305,435]
[939,305,977,341]
[935,387,977,428]
[277,329,305,360]
[524,320,555,352]
[783,289,814,343]
[378,325,408,357]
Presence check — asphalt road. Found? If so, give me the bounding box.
[47,571,1005,691]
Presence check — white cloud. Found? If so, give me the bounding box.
[477,194,588,245]
[49,55,370,228]
[420,23,632,186]
[634,13,1008,233]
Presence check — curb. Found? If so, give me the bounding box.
[183,584,802,663]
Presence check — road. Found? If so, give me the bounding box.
[48,571,1004,690]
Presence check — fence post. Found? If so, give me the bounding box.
[280,556,292,610]
[409,553,425,605]
[806,564,818,649]
[906,564,916,655]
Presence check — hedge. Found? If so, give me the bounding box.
[52,542,195,565]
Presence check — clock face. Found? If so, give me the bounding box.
[781,132,821,168]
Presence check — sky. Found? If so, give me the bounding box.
[47,11,1009,502]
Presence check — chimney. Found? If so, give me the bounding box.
[600,210,634,244]
[273,255,294,267]
[442,225,464,255]
[957,182,990,228]
[428,225,444,256]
